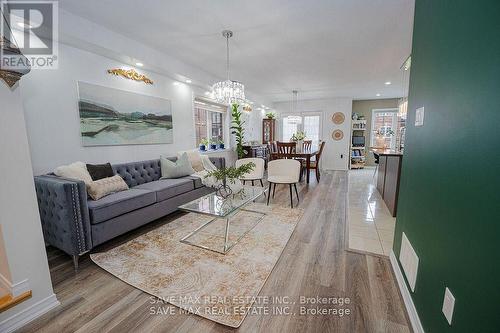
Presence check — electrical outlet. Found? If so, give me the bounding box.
[442,287,455,325]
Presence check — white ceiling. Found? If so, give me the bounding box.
[59,0,414,102]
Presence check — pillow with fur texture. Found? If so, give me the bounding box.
[54,161,93,185]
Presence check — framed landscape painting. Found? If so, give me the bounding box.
[78,82,173,146]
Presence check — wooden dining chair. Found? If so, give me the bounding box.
[302,141,326,182]
[303,140,312,151]
[276,141,296,158]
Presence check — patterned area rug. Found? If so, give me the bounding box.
[90,203,304,327]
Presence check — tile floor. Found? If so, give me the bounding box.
[347,166,396,256]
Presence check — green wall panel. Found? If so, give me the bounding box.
[393,0,500,332]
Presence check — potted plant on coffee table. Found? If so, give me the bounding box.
[205,162,255,198]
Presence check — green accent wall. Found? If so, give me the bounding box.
[393,1,500,332]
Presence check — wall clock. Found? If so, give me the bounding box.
[331,112,345,125]
[332,129,344,141]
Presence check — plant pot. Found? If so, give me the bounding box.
[227,178,243,194]
[199,144,206,151]
[219,143,225,149]
[210,144,217,150]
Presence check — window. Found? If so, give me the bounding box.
[371,109,398,149]
[281,112,322,144]
[194,98,227,146]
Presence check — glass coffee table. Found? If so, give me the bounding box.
[178,186,267,254]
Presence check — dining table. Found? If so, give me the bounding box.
[270,147,319,184]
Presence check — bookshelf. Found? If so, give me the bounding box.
[350,120,367,169]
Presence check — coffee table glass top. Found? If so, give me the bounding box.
[178,186,266,217]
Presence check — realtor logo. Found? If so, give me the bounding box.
[1,0,58,69]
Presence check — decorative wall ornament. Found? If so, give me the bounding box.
[107,68,153,85]
[331,112,345,125]
[332,129,344,141]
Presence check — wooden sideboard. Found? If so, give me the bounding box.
[374,149,403,217]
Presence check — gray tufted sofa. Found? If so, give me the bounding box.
[34,156,224,270]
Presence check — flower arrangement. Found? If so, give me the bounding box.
[291,131,306,141]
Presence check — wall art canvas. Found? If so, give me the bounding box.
[78,82,173,146]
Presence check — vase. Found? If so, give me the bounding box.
[296,140,304,153]
[227,178,243,194]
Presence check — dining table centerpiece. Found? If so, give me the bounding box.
[291,131,307,152]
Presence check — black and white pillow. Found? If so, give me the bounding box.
[86,163,114,181]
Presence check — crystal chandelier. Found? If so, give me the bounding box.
[287,90,302,124]
[212,30,245,104]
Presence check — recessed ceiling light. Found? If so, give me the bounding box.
[385,81,391,85]
[204,91,211,95]
[135,62,144,67]
[376,93,381,97]
[185,79,192,83]
[17,22,32,29]
[173,82,180,86]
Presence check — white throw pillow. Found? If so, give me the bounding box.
[87,175,129,200]
[54,161,93,185]
[177,150,204,172]
[161,153,195,179]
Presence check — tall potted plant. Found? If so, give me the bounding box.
[230,103,245,158]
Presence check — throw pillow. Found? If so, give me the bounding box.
[87,175,129,200]
[54,161,93,185]
[178,150,204,172]
[86,163,114,181]
[161,153,195,179]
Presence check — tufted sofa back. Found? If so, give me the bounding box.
[112,158,176,187]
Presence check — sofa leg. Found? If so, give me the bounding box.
[72,254,79,272]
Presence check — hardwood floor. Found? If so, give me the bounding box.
[18,171,411,333]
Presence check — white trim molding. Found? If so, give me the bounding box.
[0,294,59,333]
[0,275,30,298]
[390,250,425,333]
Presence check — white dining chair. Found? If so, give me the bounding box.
[266,159,301,208]
[235,158,265,187]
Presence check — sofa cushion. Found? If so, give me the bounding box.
[182,175,204,189]
[133,178,194,202]
[88,188,156,224]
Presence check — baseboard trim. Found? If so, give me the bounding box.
[0,293,59,333]
[0,275,30,298]
[390,250,425,333]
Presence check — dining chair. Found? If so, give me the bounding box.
[276,141,296,158]
[303,140,312,151]
[301,141,326,182]
[235,158,265,187]
[267,159,301,208]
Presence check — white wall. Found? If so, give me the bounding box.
[22,43,208,174]
[0,83,58,331]
[273,98,352,170]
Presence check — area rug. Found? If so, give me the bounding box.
[90,203,304,327]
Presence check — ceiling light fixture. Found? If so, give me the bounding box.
[287,90,302,124]
[173,81,180,86]
[135,62,144,67]
[211,30,245,104]
[376,93,381,97]
[204,91,211,95]
[185,79,192,83]
[385,81,391,85]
